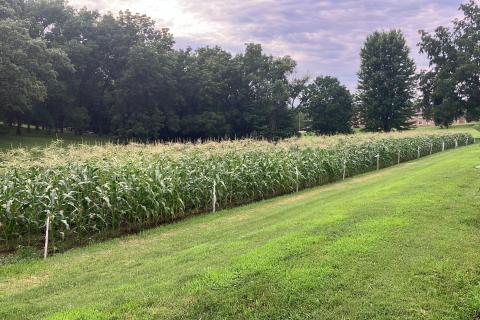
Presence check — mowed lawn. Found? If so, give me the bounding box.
[414,123,480,139]
[1,146,480,319]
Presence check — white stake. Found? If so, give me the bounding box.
[44,214,50,260]
[342,159,347,180]
[417,146,421,159]
[212,181,216,213]
[397,151,401,164]
[455,139,458,148]
[295,166,299,192]
[466,137,469,145]
[442,141,445,152]
[375,154,380,171]
[430,143,433,155]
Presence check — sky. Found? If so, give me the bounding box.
[68,0,464,90]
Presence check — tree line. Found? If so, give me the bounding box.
[1,0,479,140]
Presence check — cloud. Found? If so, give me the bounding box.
[67,0,464,90]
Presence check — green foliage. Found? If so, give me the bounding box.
[358,30,416,132]
[303,76,353,134]
[419,0,480,126]
[66,106,90,134]
[0,1,300,140]
[0,19,52,121]
[0,132,472,250]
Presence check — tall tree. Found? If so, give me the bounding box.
[112,43,175,140]
[0,17,69,134]
[358,30,416,132]
[419,0,480,126]
[303,76,353,134]
[174,46,238,139]
[240,43,297,139]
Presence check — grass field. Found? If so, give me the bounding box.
[414,123,480,138]
[0,123,478,152]
[349,123,480,138]
[0,127,110,151]
[1,145,479,319]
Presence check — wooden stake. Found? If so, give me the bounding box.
[212,181,216,213]
[44,214,50,260]
[295,166,299,192]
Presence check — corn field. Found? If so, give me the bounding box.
[0,132,474,251]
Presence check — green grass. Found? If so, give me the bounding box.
[0,127,110,151]
[414,123,480,138]
[1,145,480,319]
[1,123,478,152]
[320,123,480,139]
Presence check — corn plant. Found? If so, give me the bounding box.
[0,132,473,251]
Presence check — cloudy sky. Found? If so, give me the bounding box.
[68,0,463,90]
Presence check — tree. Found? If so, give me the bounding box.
[112,43,175,141]
[173,46,239,139]
[418,27,462,127]
[302,76,353,134]
[0,2,304,141]
[66,106,90,135]
[240,43,297,139]
[0,18,69,134]
[358,30,416,132]
[419,0,480,126]
[0,0,25,19]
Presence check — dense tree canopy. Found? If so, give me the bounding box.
[418,0,480,127]
[0,15,71,134]
[357,30,416,132]
[2,0,477,139]
[302,76,353,134]
[0,0,303,140]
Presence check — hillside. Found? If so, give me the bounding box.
[1,145,479,319]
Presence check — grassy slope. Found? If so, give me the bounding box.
[0,127,110,151]
[1,146,480,319]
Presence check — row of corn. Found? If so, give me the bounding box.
[0,132,473,250]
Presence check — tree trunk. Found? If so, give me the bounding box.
[383,119,391,132]
[16,120,22,136]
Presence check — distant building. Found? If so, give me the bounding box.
[411,111,434,126]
